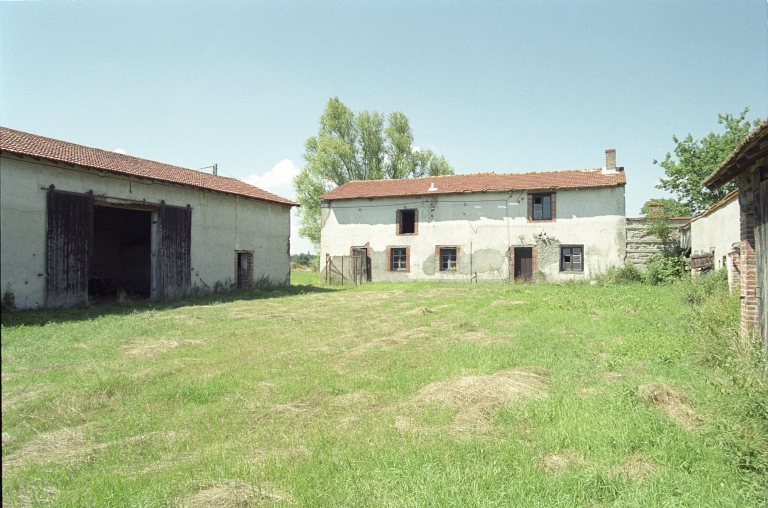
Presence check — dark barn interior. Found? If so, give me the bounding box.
[90,206,152,300]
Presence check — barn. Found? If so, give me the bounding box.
[0,127,298,309]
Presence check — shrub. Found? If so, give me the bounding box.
[603,264,645,284]
[646,253,686,285]
[682,267,729,305]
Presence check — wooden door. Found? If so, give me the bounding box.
[158,202,192,299]
[46,186,93,307]
[514,247,533,282]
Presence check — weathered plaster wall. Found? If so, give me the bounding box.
[320,186,626,282]
[690,196,740,285]
[0,154,291,308]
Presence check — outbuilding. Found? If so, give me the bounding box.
[702,118,768,343]
[0,127,298,309]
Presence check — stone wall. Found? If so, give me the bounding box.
[625,217,691,270]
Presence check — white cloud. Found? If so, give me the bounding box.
[245,159,299,201]
[411,145,421,153]
[114,148,127,155]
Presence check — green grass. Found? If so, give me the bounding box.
[2,276,765,506]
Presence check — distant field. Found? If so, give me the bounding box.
[2,277,765,506]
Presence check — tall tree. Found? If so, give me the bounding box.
[294,98,454,247]
[654,108,761,214]
[639,198,690,217]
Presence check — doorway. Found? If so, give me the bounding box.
[90,206,152,301]
[514,247,533,282]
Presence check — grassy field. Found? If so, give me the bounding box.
[2,273,766,507]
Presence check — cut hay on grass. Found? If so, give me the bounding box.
[490,300,528,307]
[614,452,659,483]
[400,368,547,433]
[541,450,587,474]
[638,383,700,430]
[184,480,289,508]
[2,426,91,473]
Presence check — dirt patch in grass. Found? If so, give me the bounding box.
[184,480,289,508]
[604,372,625,382]
[333,327,431,364]
[638,383,699,429]
[615,452,659,482]
[400,367,547,434]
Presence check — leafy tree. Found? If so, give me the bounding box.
[654,108,761,215]
[294,98,454,247]
[639,198,691,217]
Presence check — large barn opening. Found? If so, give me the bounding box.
[89,206,152,301]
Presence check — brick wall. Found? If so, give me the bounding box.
[739,212,758,336]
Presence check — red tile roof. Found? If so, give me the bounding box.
[0,127,299,206]
[679,188,739,228]
[320,168,626,201]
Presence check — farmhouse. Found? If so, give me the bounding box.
[702,118,768,343]
[320,150,626,283]
[679,189,740,286]
[0,127,298,309]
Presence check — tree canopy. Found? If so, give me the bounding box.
[639,198,690,217]
[294,97,454,247]
[654,108,761,215]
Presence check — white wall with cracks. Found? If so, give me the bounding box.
[320,186,626,283]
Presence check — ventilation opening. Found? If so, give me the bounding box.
[90,206,152,302]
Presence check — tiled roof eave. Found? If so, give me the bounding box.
[0,141,300,207]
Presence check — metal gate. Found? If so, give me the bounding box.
[325,253,366,286]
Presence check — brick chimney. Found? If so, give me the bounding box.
[605,149,616,171]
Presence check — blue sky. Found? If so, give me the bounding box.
[2,1,766,254]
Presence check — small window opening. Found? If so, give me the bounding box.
[391,248,407,271]
[440,248,457,271]
[561,246,583,271]
[399,209,416,234]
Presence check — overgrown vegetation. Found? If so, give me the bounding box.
[291,252,319,271]
[2,279,765,506]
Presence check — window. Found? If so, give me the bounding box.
[397,209,417,235]
[390,247,408,271]
[529,193,554,221]
[561,246,583,271]
[440,247,457,271]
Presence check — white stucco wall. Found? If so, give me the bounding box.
[0,153,292,309]
[320,186,626,282]
[690,195,740,285]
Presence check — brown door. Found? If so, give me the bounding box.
[46,186,93,307]
[514,247,533,282]
[158,202,192,299]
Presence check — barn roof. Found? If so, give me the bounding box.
[0,127,299,206]
[320,168,626,201]
[703,117,768,189]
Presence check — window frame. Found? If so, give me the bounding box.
[528,192,556,222]
[560,245,584,272]
[439,247,458,271]
[396,209,418,236]
[388,246,410,272]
